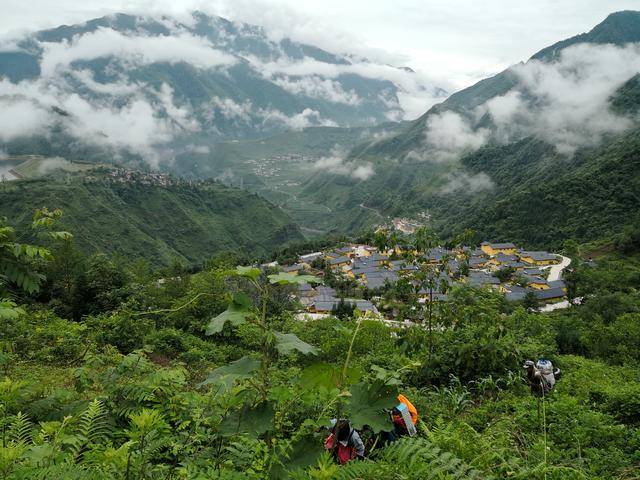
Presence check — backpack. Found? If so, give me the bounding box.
[536,359,556,391]
[395,395,418,436]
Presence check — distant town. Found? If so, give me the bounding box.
[274,241,571,322]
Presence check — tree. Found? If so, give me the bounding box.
[523,291,538,310]
[494,267,515,283]
[0,209,71,317]
[332,297,356,320]
[414,226,439,255]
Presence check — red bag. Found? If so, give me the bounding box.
[324,432,356,464]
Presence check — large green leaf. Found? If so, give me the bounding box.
[268,272,322,285]
[205,293,252,335]
[0,299,25,320]
[236,265,261,281]
[199,356,261,389]
[271,435,325,479]
[219,401,275,437]
[345,381,398,432]
[274,331,318,355]
[299,363,362,391]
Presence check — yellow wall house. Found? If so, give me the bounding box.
[480,242,518,256]
[525,276,550,290]
[519,251,559,266]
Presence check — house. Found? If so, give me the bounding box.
[315,286,337,297]
[310,298,377,314]
[519,251,559,266]
[418,287,448,302]
[283,264,304,275]
[334,246,355,257]
[297,283,316,298]
[329,256,352,269]
[299,252,323,265]
[521,275,550,290]
[389,260,418,273]
[505,285,528,302]
[468,272,501,288]
[523,268,545,277]
[548,279,567,293]
[498,260,527,271]
[533,287,566,303]
[367,252,389,265]
[469,256,488,269]
[490,253,519,266]
[423,247,451,264]
[480,242,518,256]
[364,271,399,290]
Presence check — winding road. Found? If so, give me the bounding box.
[539,254,572,312]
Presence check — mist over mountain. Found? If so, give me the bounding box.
[297,11,640,243]
[0,11,445,167]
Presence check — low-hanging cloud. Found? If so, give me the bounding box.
[409,42,640,164]
[406,110,489,162]
[40,27,236,77]
[312,147,375,180]
[0,96,52,142]
[480,43,640,155]
[271,75,361,106]
[0,76,192,166]
[439,171,494,194]
[245,55,445,119]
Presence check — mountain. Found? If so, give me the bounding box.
[0,170,304,265]
[293,11,640,244]
[0,12,445,166]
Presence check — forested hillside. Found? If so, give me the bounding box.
[0,208,639,478]
[0,173,303,265]
[291,11,640,244]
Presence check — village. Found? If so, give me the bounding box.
[276,241,570,321]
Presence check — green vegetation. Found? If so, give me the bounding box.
[0,172,304,266]
[0,211,639,478]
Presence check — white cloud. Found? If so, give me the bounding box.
[312,147,375,180]
[206,96,253,122]
[406,110,489,162]
[259,107,337,130]
[39,27,236,77]
[0,97,52,141]
[271,75,361,105]
[61,93,174,163]
[479,43,640,155]
[439,171,494,194]
[155,83,200,132]
[36,156,70,174]
[71,69,140,96]
[245,55,445,120]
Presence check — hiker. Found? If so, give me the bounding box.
[324,419,365,464]
[379,394,419,444]
[523,359,561,397]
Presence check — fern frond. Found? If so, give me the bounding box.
[69,399,111,462]
[8,412,33,445]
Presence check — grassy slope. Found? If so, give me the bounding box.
[0,177,304,265]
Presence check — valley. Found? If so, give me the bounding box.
[0,6,639,479]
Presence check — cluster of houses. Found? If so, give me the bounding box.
[281,241,568,318]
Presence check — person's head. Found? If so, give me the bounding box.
[523,360,535,371]
[336,420,351,445]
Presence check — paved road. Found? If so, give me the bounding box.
[547,255,571,282]
[539,255,572,312]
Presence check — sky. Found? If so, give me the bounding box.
[1,0,640,91]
